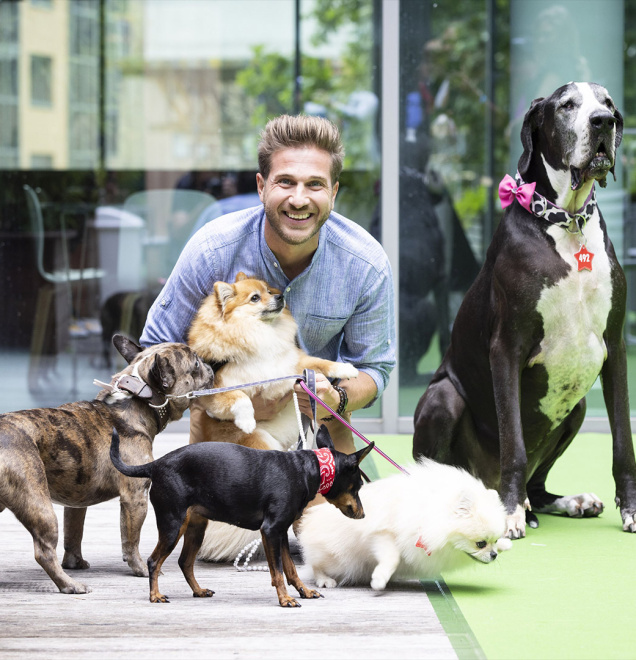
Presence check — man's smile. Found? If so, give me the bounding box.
[285,211,312,221]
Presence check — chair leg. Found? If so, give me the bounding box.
[29,285,55,393]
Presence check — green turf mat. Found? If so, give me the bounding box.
[366,433,636,660]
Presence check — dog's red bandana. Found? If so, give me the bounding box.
[313,448,335,494]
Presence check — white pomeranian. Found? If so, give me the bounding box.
[297,458,512,590]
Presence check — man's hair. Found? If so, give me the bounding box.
[257,114,345,184]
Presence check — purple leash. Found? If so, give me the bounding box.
[297,379,409,475]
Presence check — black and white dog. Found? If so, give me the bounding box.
[413,82,636,539]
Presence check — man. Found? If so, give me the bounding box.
[140,114,395,452]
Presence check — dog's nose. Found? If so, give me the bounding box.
[490,550,498,560]
[589,111,615,132]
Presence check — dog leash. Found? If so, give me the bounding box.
[186,374,306,399]
[297,377,409,475]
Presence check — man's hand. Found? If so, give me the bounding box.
[293,373,340,420]
[251,389,293,421]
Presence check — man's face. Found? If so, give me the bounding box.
[257,146,339,247]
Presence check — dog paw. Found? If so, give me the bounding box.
[131,565,149,578]
[193,589,215,598]
[231,399,256,434]
[333,363,358,380]
[62,555,90,570]
[496,537,513,552]
[570,493,603,517]
[60,581,92,594]
[370,577,388,591]
[279,595,301,608]
[150,594,169,603]
[314,574,337,589]
[505,503,528,539]
[539,493,604,517]
[621,511,636,532]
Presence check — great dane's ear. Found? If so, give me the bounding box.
[112,334,143,364]
[147,354,176,393]
[518,97,545,178]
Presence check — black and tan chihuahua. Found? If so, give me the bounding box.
[110,425,373,607]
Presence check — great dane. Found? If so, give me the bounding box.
[413,82,636,539]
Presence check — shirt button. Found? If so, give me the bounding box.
[160,299,167,307]
[286,287,291,293]
[274,262,279,268]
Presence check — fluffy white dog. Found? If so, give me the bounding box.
[297,458,512,590]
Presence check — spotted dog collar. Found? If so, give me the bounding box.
[499,172,597,233]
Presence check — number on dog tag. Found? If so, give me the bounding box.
[574,245,594,272]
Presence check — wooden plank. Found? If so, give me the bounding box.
[0,433,456,659]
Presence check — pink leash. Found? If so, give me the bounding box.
[297,379,409,475]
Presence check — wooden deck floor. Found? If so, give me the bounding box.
[0,433,457,660]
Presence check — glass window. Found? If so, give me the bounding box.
[1,0,636,432]
[30,55,53,106]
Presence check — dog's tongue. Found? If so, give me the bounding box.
[570,166,583,191]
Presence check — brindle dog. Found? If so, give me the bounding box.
[0,335,213,594]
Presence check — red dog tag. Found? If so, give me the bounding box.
[574,245,594,271]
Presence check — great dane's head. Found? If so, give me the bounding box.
[518,82,623,204]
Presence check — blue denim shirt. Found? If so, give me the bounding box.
[140,205,396,398]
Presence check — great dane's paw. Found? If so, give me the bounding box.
[505,503,528,539]
[537,493,604,518]
[314,573,337,589]
[565,493,604,517]
[193,588,215,598]
[333,363,358,380]
[620,511,636,533]
[231,399,256,434]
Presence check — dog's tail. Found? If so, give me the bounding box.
[110,428,153,479]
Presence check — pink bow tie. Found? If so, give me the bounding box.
[498,174,536,211]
